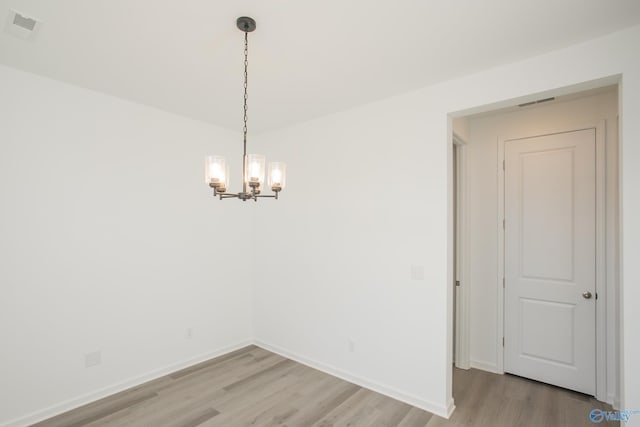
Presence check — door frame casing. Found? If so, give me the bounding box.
[453,132,471,369]
[496,120,607,401]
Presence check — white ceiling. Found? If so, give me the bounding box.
[1,1,639,132]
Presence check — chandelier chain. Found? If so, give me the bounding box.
[243,31,249,152]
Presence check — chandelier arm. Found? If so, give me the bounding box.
[219,194,240,199]
[213,189,239,199]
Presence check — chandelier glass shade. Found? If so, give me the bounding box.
[205,17,285,201]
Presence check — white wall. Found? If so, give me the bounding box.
[464,90,619,399]
[253,95,450,414]
[253,24,640,422]
[0,65,253,426]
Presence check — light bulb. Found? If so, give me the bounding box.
[271,169,282,185]
[211,163,224,182]
[249,162,260,181]
[205,156,228,191]
[246,154,265,185]
[268,162,286,191]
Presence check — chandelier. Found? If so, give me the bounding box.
[205,17,286,201]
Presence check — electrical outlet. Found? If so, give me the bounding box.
[85,350,101,368]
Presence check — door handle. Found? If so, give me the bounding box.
[582,291,593,299]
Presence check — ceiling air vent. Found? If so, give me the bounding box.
[518,97,555,108]
[4,9,41,40]
[13,12,37,31]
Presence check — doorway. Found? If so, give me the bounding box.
[452,84,619,403]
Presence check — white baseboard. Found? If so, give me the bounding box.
[3,339,455,426]
[454,359,471,370]
[254,339,452,419]
[470,359,500,374]
[445,398,456,418]
[0,340,253,427]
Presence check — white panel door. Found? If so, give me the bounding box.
[504,128,596,395]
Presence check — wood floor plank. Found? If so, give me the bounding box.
[330,390,385,427]
[374,396,414,426]
[32,391,158,427]
[222,359,297,393]
[286,381,362,426]
[87,385,227,427]
[202,370,308,426]
[33,347,617,427]
[397,407,433,427]
[166,406,220,427]
[89,350,282,427]
[169,345,257,380]
[158,347,276,391]
[222,366,333,426]
[206,362,303,416]
[153,350,282,397]
[310,388,380,427]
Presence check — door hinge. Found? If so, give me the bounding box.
[503,160,505,170]
[502,337,505,347]
[502,219,505,229]
[456,280,460,287]
[502,277,505,288]
[595,292,598,300]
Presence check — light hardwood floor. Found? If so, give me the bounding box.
[428,367,618,427]
[33,345,616,427]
